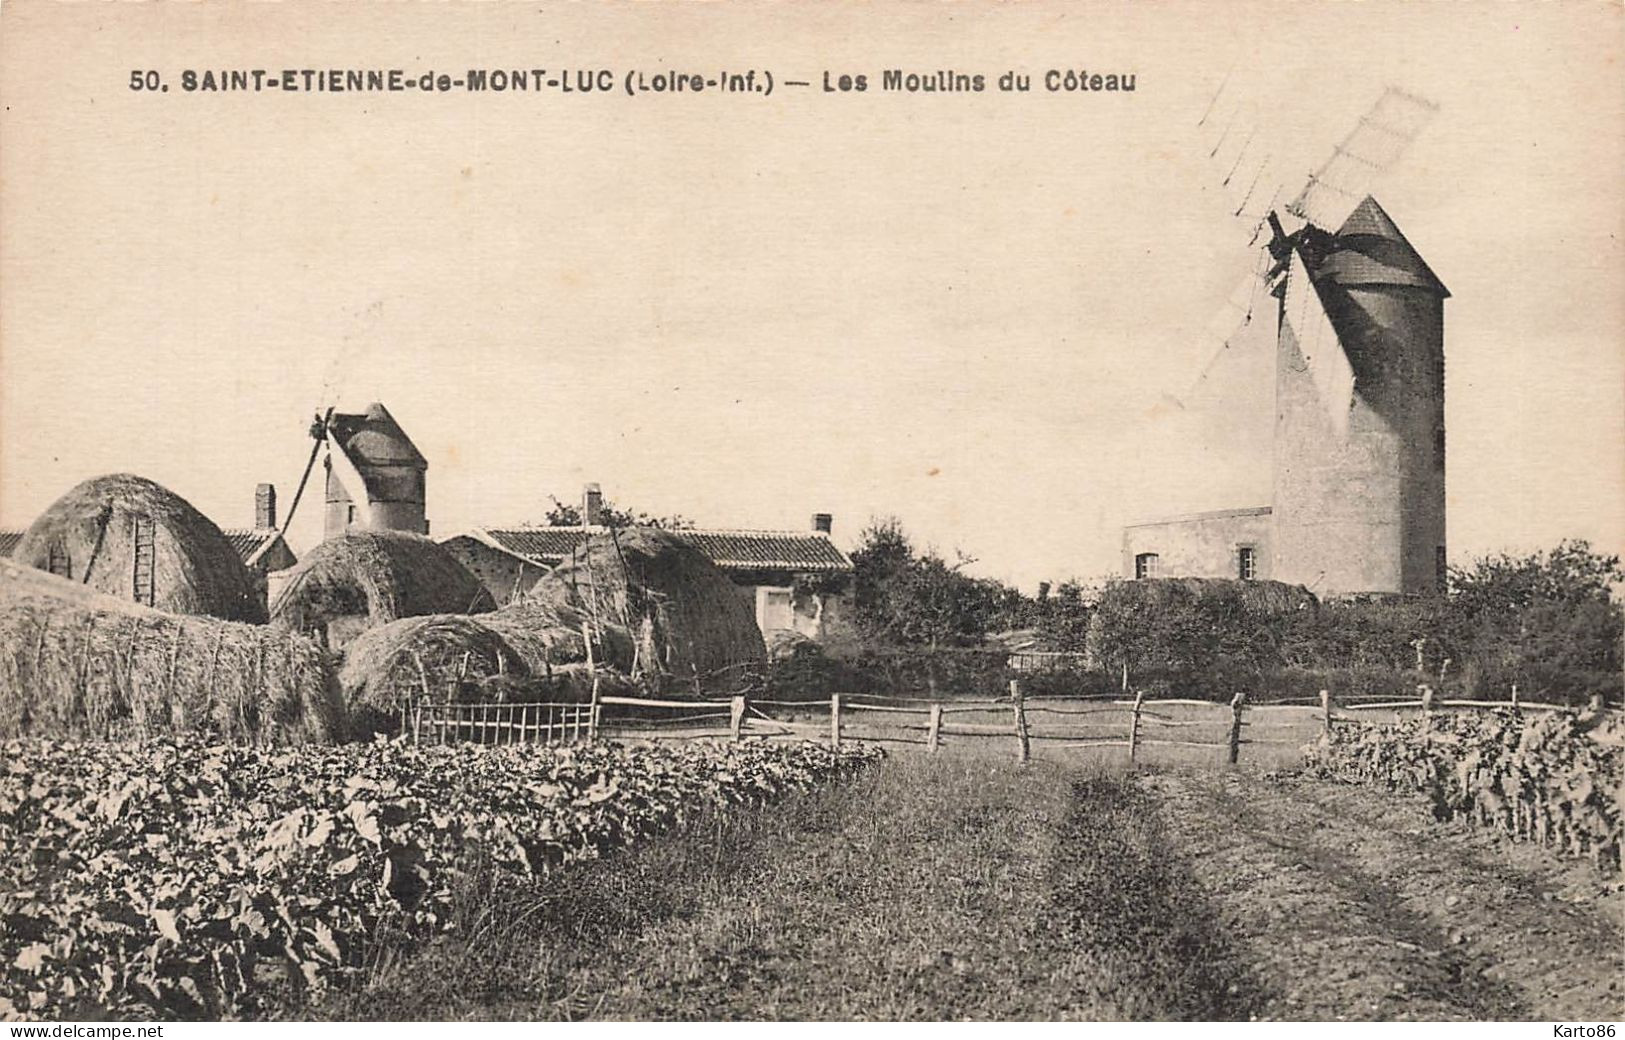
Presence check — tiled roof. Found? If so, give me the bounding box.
[450,526,854,574]
[219,528,288,567]
[0,530,22,557]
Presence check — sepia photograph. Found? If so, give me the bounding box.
[0,0,1621,1027]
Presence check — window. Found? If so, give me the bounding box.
[755,586,795,635]
[1134,553,1160,580]
[1238,546,1257,581]
[346,505,357,526]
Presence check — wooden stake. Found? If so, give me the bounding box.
[830,693,842,749]
[730,696,746,742]
[927,704,942,753]
[1228,691,1247,766]
[1320,689,1333,737]
[1011,680,1030,764]
[1510,683,1520,711]
[1128,690,1144,763]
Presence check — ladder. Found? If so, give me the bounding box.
[132,517,155,605]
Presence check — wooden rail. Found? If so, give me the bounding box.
[405,681,1611,766]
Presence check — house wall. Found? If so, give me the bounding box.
[245,540,298,615]
[441,536,549,605]
[1272,285,1445,596]
[1120,508,1273,581]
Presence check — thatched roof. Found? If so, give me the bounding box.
[269,530,495,640]
[0,559,344,742]
[525,527,764,691]
[12,474,264,622]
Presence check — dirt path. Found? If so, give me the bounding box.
[322,755,1622,1021]
[1140,769,1624,1020]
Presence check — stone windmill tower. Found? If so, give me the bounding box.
[1266,195,1449,595]
[1170,85,1449,597]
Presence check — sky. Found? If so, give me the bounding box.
[1,0,1621,591]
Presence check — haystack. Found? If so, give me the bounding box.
[12,473,264,622]
[525,527,764,691]
[0,559,344,742]
[337,612,639,736]
[337,614,528,735]
[269,530,495,649]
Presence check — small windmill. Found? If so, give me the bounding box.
[1185,80,1440,436]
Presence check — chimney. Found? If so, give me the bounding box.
[255,483,278,530]
[583,483,604,527]
[812,513,833,535]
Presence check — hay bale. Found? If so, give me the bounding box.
[337,614,531,736]
[13,473,264,622]
[269,530,495,648]
[0,559,344,742]
[525,527,764,691]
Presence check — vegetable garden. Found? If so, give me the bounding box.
[0,737,880,1019]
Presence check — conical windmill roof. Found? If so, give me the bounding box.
[1314,196,1449,297]
[328,402,426,468]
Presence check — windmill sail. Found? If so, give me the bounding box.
[1287,86,1439,231]
[1282,249,1355,438]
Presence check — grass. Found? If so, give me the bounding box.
[315,751,1261,1021]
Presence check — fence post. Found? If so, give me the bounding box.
[412,703,422,745]
[927,704,942,753]
[1128,690,1144,763]
[1420,684,1435,716]
[1320,689,1333,738]
[1228,691,1247,766]
[730,695,746,742]
[830,693,842,749]
[589,683,602,743]
[1121,660,1129,694]
[1011,680,1030,764]
[1510,683,1520,712]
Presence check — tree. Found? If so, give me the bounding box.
[543,496,693,530]
[1445,540,1623,699]
[848,517,1014,648]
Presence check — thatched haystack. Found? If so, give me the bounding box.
[337,614,528,735]
[525,527,764,691]
[269,530,495,649]
[479,599,635,673]
[0,559,344,742]
[336,611,640,736]
[13,473,264,622]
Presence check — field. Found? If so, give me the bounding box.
[5,703,1620,1022]
[313,751,1623,1021]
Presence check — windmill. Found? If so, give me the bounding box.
[1185,81,1441,438]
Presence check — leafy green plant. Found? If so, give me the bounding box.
[1305,709,1622,872]
[0,737,881,1020]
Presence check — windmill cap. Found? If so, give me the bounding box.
[1317,197,1449,297]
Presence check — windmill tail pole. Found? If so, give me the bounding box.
[277,406,333,539]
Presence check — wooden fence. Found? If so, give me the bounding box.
[403,679,1616,765]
